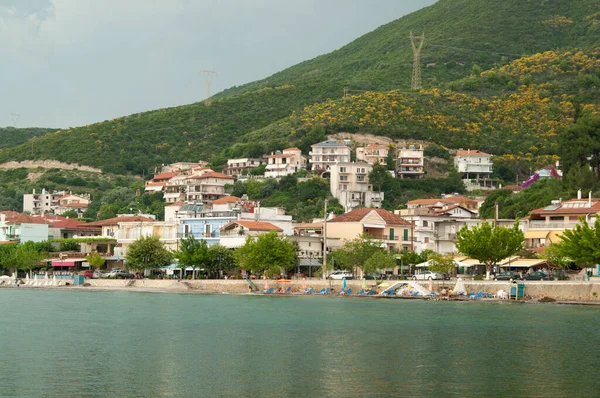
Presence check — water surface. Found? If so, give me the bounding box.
[1,290,599,397]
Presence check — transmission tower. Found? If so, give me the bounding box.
[410,32,425,90]
[10,113,20,127]
[200,69,217,106]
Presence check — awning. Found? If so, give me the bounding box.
[363,223,384,228]
[52,261,76,267]
[524,230,550,239]
[501,259,547,268]
[547,230,565,243]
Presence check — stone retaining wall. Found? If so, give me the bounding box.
[84,279,600,301]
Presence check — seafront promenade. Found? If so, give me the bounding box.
[4,278,600,303]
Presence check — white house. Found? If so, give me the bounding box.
[356,143,390,166]
[397,145,424,179]
[454,149,497,191]
[264,148,307,178]
[309,140,351,172]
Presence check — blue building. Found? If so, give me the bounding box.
[179,203,237,246]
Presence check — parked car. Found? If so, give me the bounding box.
[494,271,522,281]
[115,270,135,279]
[79,270,94,279]
[524,271,554,281]
[412,271,442,280]
[327,270,353,280]
[363,273,386,280]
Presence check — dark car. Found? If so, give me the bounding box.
[494,271,522,281]
[524,271,554,281]
[116,270,135,279]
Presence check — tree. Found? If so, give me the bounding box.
[126,235,173,271]
[559,110,600,178]
[385,145,396,171]
[455,221,524,279]
[235,231,296,277]
[332,233,383,275]
[538,244,569,270]
[85,251,106,270]
[207,244,237,275]
[173,235,209,279]
[553,217,600,267]
[427,253,455,274]
[0,243,45,274]
[363,250,396,275]
[368,160,390,193]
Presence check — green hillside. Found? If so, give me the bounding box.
[0,0,599,175]
[0,127,56,149]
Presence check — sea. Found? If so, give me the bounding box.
[1,289,599,397]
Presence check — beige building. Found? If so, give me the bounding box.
[116,221,179,255]
[327,208,412,252]
[356,143,390,166]
[185,172,234,202]
[223,158,264,177]
[219,220,283,248]
[264,148,307,178]
[23,189,91,215]
[397,145,424,179]
[309,140,351,172]
[329,162,384,211]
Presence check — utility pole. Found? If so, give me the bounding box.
[200,69,217,106]
[322,198,328,280]
[10,113,20,127]
[410,32,425,90]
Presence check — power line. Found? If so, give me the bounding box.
[10,113,20,127]
[200,69,217,106]
[427,43,523,57]
[410,32,425,90]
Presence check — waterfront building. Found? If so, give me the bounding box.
[219,220,283,248]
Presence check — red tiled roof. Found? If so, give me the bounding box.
[211,196,241,204]
[442,196,477,205]
[166,202,184,207]
[152,171,179,181]
[407,198,440,205]
[87,215,156,226]
[455,149,492,157]
[225,220,283,232]
[50,218,99,230]
[8,214,51,225]
[328,208,411,225]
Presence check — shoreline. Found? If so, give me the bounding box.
[3,279,600,305]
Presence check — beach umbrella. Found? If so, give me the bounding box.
[302,278,307,291]
[362,278,367,289]
[342,277,347,289]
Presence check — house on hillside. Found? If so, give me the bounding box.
[329,162,384,211]
[184,172,234,202]
[326,208,412,252]
[264,148,307,178]
[454,149,497,191]
[223,158,264,177]
[309,140,351,172]
[23,189,91,216]
[0,213,49,243]
[356,143,390,166]
[145,171,179,193]
[397,145,424,179]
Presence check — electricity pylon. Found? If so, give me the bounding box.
[200,69,217,106]
[10,113,20,127]
[410,32,425,90]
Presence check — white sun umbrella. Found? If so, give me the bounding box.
[453,277,467,296]
[52,274,57,286]
[44,272,49,286]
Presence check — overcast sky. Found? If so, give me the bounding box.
[1,0,436,128]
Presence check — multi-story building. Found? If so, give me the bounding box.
[161,161,209,173]
[223,158,264,177]
[327,208,412,252]
[454,149,497,191]
[309,140,351,172]
[145,171,180,193]
[329,162,384,211]
[524,192,600,249]
[116,221,179,255]
[238,206,294,236]
[0,213,49,243]
[184,172,234,202]
[397,145,424,179]
[23,189,90,215]
[356,143,390,166]
[264,148,307,178]
[406,194,479,213]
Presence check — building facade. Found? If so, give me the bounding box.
[223,158,264,177]
[397,145,424,179]
[454,149,497,191]
[356,143,390,166]
[329,162,384,211]
[309,140,351,172]
[264,148,307,178]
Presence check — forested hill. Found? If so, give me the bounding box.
[0,127,56,149]
[0,0,599,175]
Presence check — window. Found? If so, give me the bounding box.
[205,224,212,237]
[424,237,430,243]
[423,220,428,227]
[340,167,346,173]
[340,175,348,181]
[389,228,395,240]
[403,229,409,241]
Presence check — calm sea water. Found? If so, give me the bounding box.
[1,289,599,397]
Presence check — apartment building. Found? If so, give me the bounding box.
[329,162,384,211]
[264,148,307,178]
[454,149,497,191]
[397,145,424,179]
[356,143,389,166]
[309,140,351,172]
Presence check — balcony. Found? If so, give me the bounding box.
[528,221,579,229]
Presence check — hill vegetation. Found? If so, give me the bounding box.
[0,0,598,177]
[0,127,56,149]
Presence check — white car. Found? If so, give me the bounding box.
[327,270,353,280]
[412,271,442,280]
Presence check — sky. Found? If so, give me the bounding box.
[0,0,437,128]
